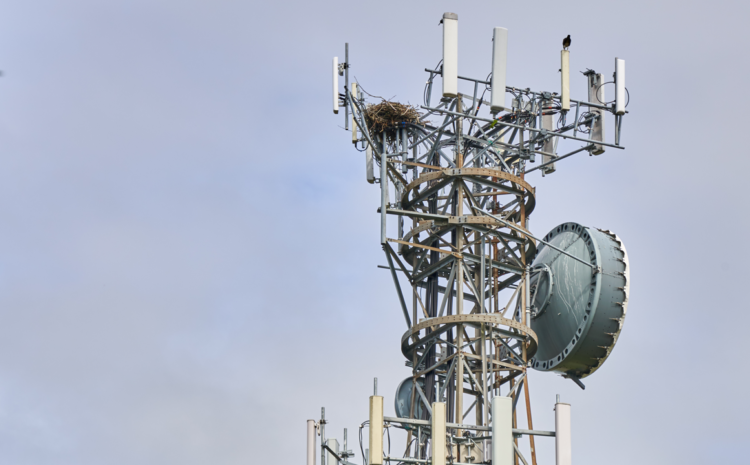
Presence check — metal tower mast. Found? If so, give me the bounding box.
[313,13,629,465]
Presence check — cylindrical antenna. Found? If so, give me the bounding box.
[442,12,458,98]
[374,377,378,396]
[333,57,339,114]
[615,58,626,115]
[560,50,570,111]
[306,420,317,465]
[490,27,508,114]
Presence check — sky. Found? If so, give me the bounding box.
[0,1,747,464]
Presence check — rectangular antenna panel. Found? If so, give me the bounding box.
[369,396,383,464]
[431,402,446,465]
[587,73,606,155]
[491,396,513,465]
[333,57,339,114]
[541,99,557,173]
[351,83,358,142]
[442,13,458,98]
[490,27,508,113]
[366,144,375,184]
[615,58,626,115]
[307,420,316,465]
[560,50,570,111]
[326,439,339,465]
[555,402,572,465]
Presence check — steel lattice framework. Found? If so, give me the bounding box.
[314,27,628,465]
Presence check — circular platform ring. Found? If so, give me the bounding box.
[528,222,629,379]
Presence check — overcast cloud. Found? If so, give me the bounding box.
[0,1,747,464]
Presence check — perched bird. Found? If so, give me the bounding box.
[562,35,571,50]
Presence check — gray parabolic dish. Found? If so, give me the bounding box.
[394,377,424,419]
[529,222,630,378]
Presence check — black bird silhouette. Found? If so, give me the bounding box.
[562,35,571,50]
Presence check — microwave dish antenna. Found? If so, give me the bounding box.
[528,223,630,380]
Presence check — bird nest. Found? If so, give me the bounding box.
[364,100,422,142]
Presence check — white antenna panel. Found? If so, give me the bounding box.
[615,58,626,115]
[555,402,572,465]
[490,27,508,114]
[365,144,375,184]
[431,402,446,465]
[541,98,557,173]
[351,82,358,142]
[333,57,339,114]
[491,396,513,465]
[325,439,339,465]
[587,72,605,155]
[442,13,458,98]
[560,50,570,111]
[306,420,316,465]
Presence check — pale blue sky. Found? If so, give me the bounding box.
[0,1,746,464]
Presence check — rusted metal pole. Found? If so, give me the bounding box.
[511,377,518,465]
[513,160,534,464]
[523,376,538,465]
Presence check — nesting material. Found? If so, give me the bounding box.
[364,101,422,141]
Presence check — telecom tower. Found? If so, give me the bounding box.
[312,13,630,465]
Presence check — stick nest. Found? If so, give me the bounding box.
[364,100,422,142]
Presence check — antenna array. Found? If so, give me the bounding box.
[317,13,630,465]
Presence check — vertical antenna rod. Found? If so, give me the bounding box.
[345,43,349,129]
